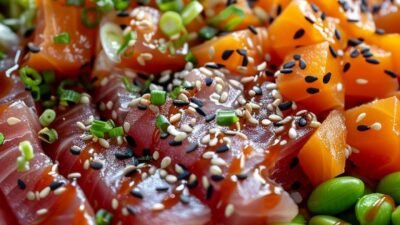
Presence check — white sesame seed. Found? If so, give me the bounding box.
[201,134,211,144]
[356,113,367,123]
[112,198,119,210]
[54,187,67,195]
[26,191,35,200]
[141,172,148,180]
[279,140,288,146]
[153,151,160,160]
[68,172,81,179]
[225,204,235,218]
[128,98,140,107]
[356,78,368,85]
[121,207,129,216]
[215,84,223,94]
[336,83,343,92]
[261,119,272,126]
[100,77,109,86]
[166,175,178,184]
[257,62,267,71]
[268,114,283,121]
[266,83,277,90]
[210,165,222,176]
[169,113,182,124]
[76,121,86,130]
[209,138,218,147]
[149,166,157,175]
[36,208,48,216]
[290,192,303,204]
[180,124,193,133]
[288,128,298,139]
[83,159,90,170]
[152,203,165,211]
[220,92,228,103]
[80,94,90,104]
[175,164,184,174]
[309,121,321,128]
[39,187,51,199]
[211,157,227,166]
[371,122,382,130]
[202,151,215,159]
[159,169,168,178]
[228,79,242,89]
[174,131,187,142]
[99,138,110,148]
[208,47,215,59]
[7,117,21,125]
[80,134,93,141]
[189,174,197,184]
[123,122,131,133]
[202,176,210,189]
[161,157,172,169]
[106,101,114,110]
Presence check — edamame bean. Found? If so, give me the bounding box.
[309,215,351,225]
[377,172,400,204]
[355,193,394,225]
[392,206,400,225]
[291,214,306,224]
[307,176,365,214]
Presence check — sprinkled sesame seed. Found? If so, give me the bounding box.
[288,128,298,139]
[283,61,295,69]
[365,58,380,64]
[7,117,21,125]
[306,88,319,94]
[36,208,48,216]
[279,68,293,74]
[39,187,51,199]
[370,122,382,131]
[112,198,119,210]
[293,29,305,39]
[350,49,360,58]
[53,187,66,195]
[329,46,337,58]
[305,75,318,83]
[211,157,227,166]
[356,78,368,85]
[160,157,172,169]
[90,160,104,170]
[210,165,222,176]
[299,59,307,69]
[384,70,397,78]
[357,125,370,131]
[68,172,81,179]
[247,25,258,35]
[334,29,341,40]
[225,204,235,218]
[222,50,234,60]
[166,175,178,184]
[343,63,351,73]
[130,188,143,199]
[304,16,314,24]
[152,203,165,211]
[356,113,367,123]
[323,72,332,84]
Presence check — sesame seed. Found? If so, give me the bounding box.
[17,179,26,190]
[247,25,258,35]
[160,157,172,169]
[222,50,234,60]
[166,175,178,184]
[329,46,337,58]
[293,29,305,39]
[279,68,293,74]
[283,61,295,69]
[49,181,64,191]
[210,165,222,176]
[375,28,385,35]
[323,72,332,84]
[370,122,382,130]
[288,128,298,139]
[356,113,366,123]
[348,39,362,47]
[304,16,314,24]
[350,49,360,58]
[293,54,301,60]
[334,29,341,40]
[68,172,81,179]
[384,70,397,78]
[225,204,235,218]
[130,188,143,199]
[27,42,40,53]
[123,122,131,133]
[261,119,272,126]
[112,198,119,210]
[39,187,51,199]
[54,187,66,195]
[305,75,318,83]
[357,125,370,131]
[356,78,368,85]
[7,117,21,125]
[343,63,351,73]
[152,203,165,211]
[269,114,283,121]
[365,58,379,64]
[306,88,319,94]
[26,191,35,200]
[36,208,48,216]
[90,160,104,170]
[299,59,307,69]
[211,157,227,166]
[99,138,110,148]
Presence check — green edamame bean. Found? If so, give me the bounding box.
[307,176,365,214]
[309,215,351,225]
[392,206,400,225]
[377,172,400,204]
[291,214,306,224]
[355,193,394,225]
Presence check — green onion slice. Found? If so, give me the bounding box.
[216,110,239,126]
[156,0,184,12]
[60,90,81,104]
[159,11,184,37]
[96,209,113,225]
[156,115,170,133]
[0,133,4,145]
[117,31,137,56]
[19,140,34,161]
[109,127,124,138]
[208,5,244,31]
[53,32,71,44]
[19,66,42,87]
[199,26,218,40]
[17,156,29,172]
[39,109,56,127]
[38,128,58,144]
[181,1,203,25]
[150,90,167,106]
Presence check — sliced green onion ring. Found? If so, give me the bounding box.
[208,5,244,31]
[156,115,170,133]
[96,209,113,225]
[100,22,124,62]
[216,110,239,126]
[150,90,167,106]
[156,0,184,12]
[38,128,58,144]
[60,90,82,104]
[0,133,4,145]
[109,127,124,138]
[159,11,184,37]
[181,1,203,25]
[19,140,34,161]
[39,109,56,127]
[53,32,71,44]
[199,26,218,40]
[16,156,29,172]
[19,66,42,87]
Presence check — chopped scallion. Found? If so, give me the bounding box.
[60,90,81,104]
[53,32,71,44]
[181,1,203,25]
[96,209,113,225]
[16,156,29,172]
[185,51,197,65]
[150,90,167,106]
[155,115,170,133]
[19,66,42,87]
[108,127,124,138]
[169,86,182,100]
[216,110,239,126]
[117,31,137,55]
[156,0,184,12]
[39,109,56,127]
[199,26,218,40]
[121,76,140,93]
[19,140,34,161]
[113,0,130,10]
[0,133,4,145]
[159,11,184,37]
[38,128,58,144]
[208,5,244,31]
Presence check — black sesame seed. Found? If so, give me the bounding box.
[291,181,302,190]
[384,70,397,78]
[247,25,258,35]
[304,16,315,24]
[375,28,385,35]
[173,100,189,107]
[365,58,380,65]
[299,59,307,70]
[27,42,40,53]
[306,88,319,94]
[305,75,318,83]
[310,3,319,12]
[70,147,81,155]
[347,18,359,23]
[90,161,104,170]
[343,62,351,73]
[177,170,190,180]
[348,39,362,47]
[204,77,213,86]
[186,142,198,153]
[278,101,293,111]
[117,11,130,17]
[205,184,214,200]
[323,72,332,84]
[124,168,138,177]
[372,4,381,14]
[293,54,301,60]
[205,113,216,123]
[320,12,326,20]
[130,189,143,199]
[360,48,370,54]
[236,173,248,180]
[49,181,64,191]
[17,179,26,190]
[253,86,262,95]
[169,140,182,146]
[126,206,137,215]
[362,52,373,58]
[24,27,35,38]
[222,50,234,60]
[298,118,308,127]
[289,157,299,169]
[187,178,198,189]
[236,49,247,56]
[137,104,147,110]
[211,175,225,182]
[293,28,305,39]
[357,125,370,131]
[195,107,207,117]
[191,97,204,107]
[334,29,341,40]
[350,49,360,58]
[156,186,169,192]
[180,194,191,204]
[280,68,293,74]
[216,145,230,153]
[115,149,134,160]
[329,45,338,58]
[283,61,295,69]
[241,56,249,67]
[276,4,282,15]
[205,63,221,69]
[126,136,137,147]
